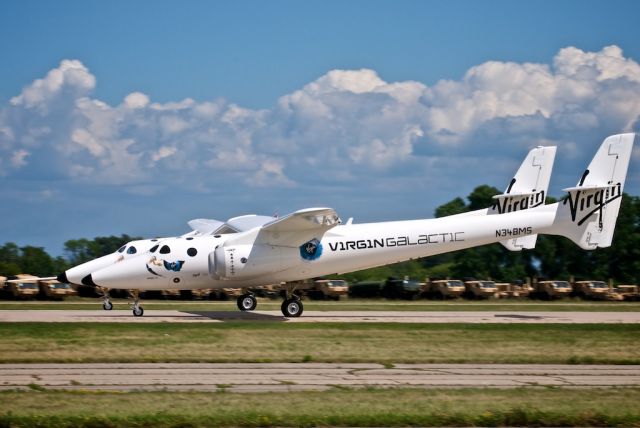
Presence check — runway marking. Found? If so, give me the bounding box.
[1,363,639,392]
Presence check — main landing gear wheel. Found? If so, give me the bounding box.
[133,306,144,317]
[237,294,257,311]
[281,298,303,318]
[102,301,113,311]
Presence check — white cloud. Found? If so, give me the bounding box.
[0,45,639,200]
[123,92,150,109]
[11,149,29,168]
[10,60,95,109]
[151,146,177,162]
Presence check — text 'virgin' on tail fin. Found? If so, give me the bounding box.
[553,133,635,249]
[493,145,557,251]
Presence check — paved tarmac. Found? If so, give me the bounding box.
[1,363,639,392]
[0,309,639,323]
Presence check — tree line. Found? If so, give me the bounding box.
[0,235,141,277]
[1,189,639,284]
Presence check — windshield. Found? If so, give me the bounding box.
[51,283,70,289]
[18,283,38,289]
[590,281,608,289]
[447,280,464,287]
[553,281,570,289]
[480,281,495,288]
[328,280,347,287]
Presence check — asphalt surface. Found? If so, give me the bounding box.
[2,363,639,392]
[0,309,639,323]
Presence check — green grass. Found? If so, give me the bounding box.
[1,387,639,427]
[0,322,638,364]
[2,297,640,311]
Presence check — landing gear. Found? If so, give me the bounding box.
[280,283,303,317]
[99,287,113,311]
[281,297,303,317]
[129,290,144,317]
[237,293,257,311]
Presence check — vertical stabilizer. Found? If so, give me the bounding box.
[552,133,635,249]
[493,146,557,251]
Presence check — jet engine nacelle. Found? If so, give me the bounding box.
[209,244,299,280]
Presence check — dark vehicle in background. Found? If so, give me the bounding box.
[381,278,422,300]
[348,281,382,298]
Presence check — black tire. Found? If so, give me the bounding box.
[237,294,257,311]
[133,307,144,317]
[102,301,113,311]
[281,298,303,317]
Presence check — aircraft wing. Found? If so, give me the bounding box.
[5,276,57,283]
[187,219,226,235]
[252,207,340,247]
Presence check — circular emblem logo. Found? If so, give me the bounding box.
[300,238,322,261]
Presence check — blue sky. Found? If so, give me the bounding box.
[1,0,640,257]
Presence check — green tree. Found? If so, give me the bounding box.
[18,246,56,277]
[0,242,21,276]
[64,234,142,265]
[435,197,468,218]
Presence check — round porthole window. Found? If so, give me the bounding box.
[173,278,180,283]
[187,248,197,257]
[240,257,247,264]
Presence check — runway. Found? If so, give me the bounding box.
[0,309,639,323]
[2,363,639,392]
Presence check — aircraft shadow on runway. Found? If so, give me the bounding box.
[181,311,286,322]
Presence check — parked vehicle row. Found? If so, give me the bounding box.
[1,274,638,302]
[349,277,639,301]
[0,274,76,300]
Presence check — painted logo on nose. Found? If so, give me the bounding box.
[300,238,322,261]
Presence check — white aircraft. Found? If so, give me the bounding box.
[57,133,635,317]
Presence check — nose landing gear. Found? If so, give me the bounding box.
[129,290,144,317]
[99,287,113,311]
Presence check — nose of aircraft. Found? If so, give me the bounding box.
[59,254,121,286]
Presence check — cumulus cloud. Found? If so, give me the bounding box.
[1,46,639,201]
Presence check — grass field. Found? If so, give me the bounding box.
[0,322,638,364]
[1,387,639,427]
[1,297,640,311]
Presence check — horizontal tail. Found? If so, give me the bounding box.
[549,133,635,249]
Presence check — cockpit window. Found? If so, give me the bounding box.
[127,246,137,255]
[117,245,126,253]
[150,245,159,253]
[159,245,171,254]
